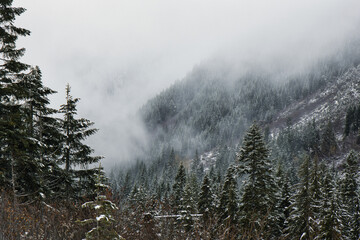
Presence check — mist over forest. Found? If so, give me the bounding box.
[2,0,360,239]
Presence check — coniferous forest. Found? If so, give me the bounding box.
[2,1,360,239]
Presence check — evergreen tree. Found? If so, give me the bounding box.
[354,105,360,132]
[171,163,186,213]
[275,164,292,235]
[317,165,342,240]
[237,123,278,238]
[320,121,337,157]
[198,174,214,223]
[217,165,238,237]
[309,156,322,225]
[59,84,102,199]
[0,0,41,203]
[183,173,199,213]
[286,155,317,240]
[302,120,321,154]
[191,150,201,177]
[339,151,359,239]
[79,165,123,240]
[344,106,355,137]
[21,66,64,199]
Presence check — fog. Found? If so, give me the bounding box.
[14,0,360,168]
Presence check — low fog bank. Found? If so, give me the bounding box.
[14,0,360,169]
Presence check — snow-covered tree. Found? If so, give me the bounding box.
[286,155,317,240]
[275,164,292,235]
[80,165,124,240]
[171,163,186,213]
[198,174,215,223]
[0,0,43,203]
[339,151,359,239]
[317,165,342,240]
[237,123,278,238]
[217,165,238,237]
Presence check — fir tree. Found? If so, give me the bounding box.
[339,151,359,239]
[171,163,186,213]
[217,165,238,237]
[20,66,64,200]
[59,84,102,199]
[275,164,292,235]
[191,150,201,177]
[309,156,322,227]
[237,123,278,238]
[79,165,123,240]
[317,165,342,240]
[0,0,42,203]
[286,155,317,240]
[198,174,214,223]
[320,121,337,157]
[183,173,199,213]
[344,106,355,137]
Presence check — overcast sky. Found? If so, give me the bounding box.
[14,0,360,168]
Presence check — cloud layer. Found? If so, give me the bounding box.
[14,0,360,167]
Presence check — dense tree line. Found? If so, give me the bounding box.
[0,1,117,239]
[2,0,360,239]
[108,123,360,239]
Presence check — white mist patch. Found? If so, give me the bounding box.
[13,0,360,168]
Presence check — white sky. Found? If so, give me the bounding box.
[14,0,360,167]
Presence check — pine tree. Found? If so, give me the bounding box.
[344,106,355,137]
[0,0,43,203]
[237,123,278,238]
[20,66,64,200]
[198,174,214,223]
[275,164,292,235]
[317,165,342,240]
[183,173,199,213]
[286,155,317,240]
[79,165,124,240]
[59,84,102,199]
[339,151,359,239]
[320,121,337,157]
[309,156,322,226]
[171,163,186,213]
[217,165,238,237]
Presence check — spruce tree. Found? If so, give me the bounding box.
[59,84,102,199]
[275,164,292,235]
[0,0,41,203]
[309,156,322,226]
[80,165,123,240]
[171,163,186,213]
[198,174,214,223]
[320,121,337,157]
[286,155,317,240]
[21,66,64,200]
[317,165,342,240]
[217,165,238,237]
[237,123,278,238]
[339,151,359,239]
[344,106,355,137]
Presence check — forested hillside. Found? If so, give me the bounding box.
[107,42,360,238]
[2,0,360,239]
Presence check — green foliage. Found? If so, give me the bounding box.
[171,164,186,213]
[79,165,123,240]
[320,121,337,156]
[287,155,317,240]
[237,123,278,238]
[317,165,342,240]
[198,174,214,223]
[59,84,102,199]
